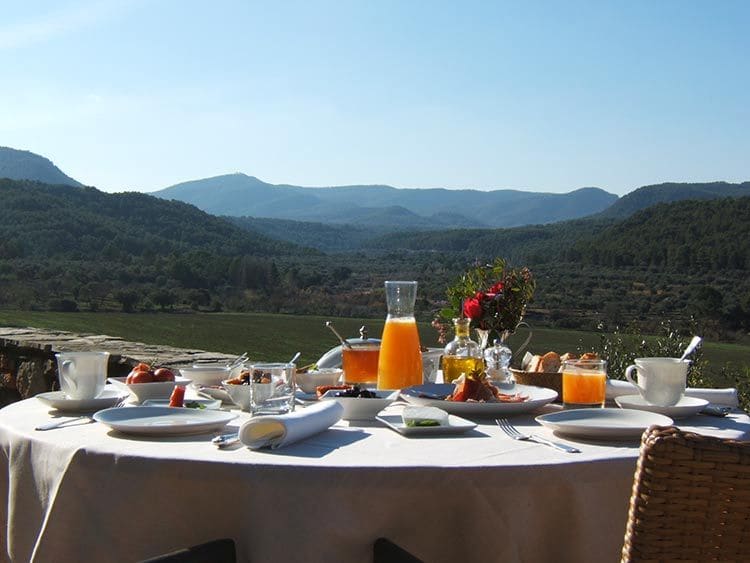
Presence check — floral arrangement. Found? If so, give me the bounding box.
[433,258,536,344]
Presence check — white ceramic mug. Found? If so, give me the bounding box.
[55,351,110,400]
[624,357,689,407]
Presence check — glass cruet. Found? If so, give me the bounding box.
[442,318,483,383]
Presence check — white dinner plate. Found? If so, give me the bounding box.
[36,389,127,412]
[614,395,708,419]
[535,408,673,440]
[93,406,237,436]
[400,383,558,417]
[377,414,477,436]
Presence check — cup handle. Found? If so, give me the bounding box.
[624,365,644,398]
[61,360,78,391]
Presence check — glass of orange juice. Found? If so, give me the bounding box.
[562,359,607,408]
[342,343,380,385]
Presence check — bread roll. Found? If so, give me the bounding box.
[541,351,561,372]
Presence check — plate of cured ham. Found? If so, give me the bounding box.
[400,381,558,417]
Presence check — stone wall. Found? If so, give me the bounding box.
[0,327,235,408]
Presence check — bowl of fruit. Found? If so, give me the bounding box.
[108,363,191,403]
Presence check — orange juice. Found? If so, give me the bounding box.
[377,318,422,390]
[342,345,380,385]
[562,359,607,407]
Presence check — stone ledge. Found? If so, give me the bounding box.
[0,326,235,407]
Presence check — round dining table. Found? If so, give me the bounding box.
[1,394,748,563]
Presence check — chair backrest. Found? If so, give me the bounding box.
[622,425,750,562]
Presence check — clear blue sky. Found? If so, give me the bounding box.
[1,0,748,195]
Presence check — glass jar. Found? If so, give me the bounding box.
[376,281,422,390]
[342,326,380,386]
[442,318,483,383]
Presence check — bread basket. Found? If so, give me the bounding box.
[510,369,562,397]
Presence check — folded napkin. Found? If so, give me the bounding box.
[238,401,344,450]
[606,379,739,407]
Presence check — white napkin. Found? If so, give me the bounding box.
[238,401,344,450]
[606,379,739,407]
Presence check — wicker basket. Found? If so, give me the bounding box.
[510,368,562,397]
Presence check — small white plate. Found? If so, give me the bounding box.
[93,406,237,436]
[36,389,126,412]
[401,383,558,417]
[614,395,708,419]
[377,414,477,436]
[536,408,673,440]
[142,398,222,410]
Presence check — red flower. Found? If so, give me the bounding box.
[463,297,482,320]
[490,281,504,293]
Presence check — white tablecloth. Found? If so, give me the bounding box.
[1,397,748,563]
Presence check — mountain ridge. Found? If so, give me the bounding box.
[153,173,618,228]
[0,147,82,187]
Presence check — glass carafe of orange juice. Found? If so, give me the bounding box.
[377,281,422,390]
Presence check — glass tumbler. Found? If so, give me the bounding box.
[562,358,607,408]
[248,362,296,415]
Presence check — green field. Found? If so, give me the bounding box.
[0,311,747,371]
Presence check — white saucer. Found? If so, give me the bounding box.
[614,395,709,419]
[36,389,127,412]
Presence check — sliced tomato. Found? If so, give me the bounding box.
[168,385,185,408]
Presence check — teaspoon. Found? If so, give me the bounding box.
[680,336,702,361]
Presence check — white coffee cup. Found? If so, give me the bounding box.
[55,351,110,400]
[624,357,689,407]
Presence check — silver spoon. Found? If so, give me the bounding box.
[325,321,353,349]
[288,351,301,366]
[680,336,702,361]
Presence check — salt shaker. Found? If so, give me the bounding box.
[484,339,514,387]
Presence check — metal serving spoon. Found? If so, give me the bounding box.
[325,321,352,349]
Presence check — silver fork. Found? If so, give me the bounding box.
[35,395,128,431]
[495,418,580,453]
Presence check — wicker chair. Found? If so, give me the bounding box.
[622,425,750,562]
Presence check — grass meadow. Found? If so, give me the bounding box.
[0,311,748,375]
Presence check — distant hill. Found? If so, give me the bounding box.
[599,181,750,219]
[0,178,311,261]
[153,173,618,228]
[574,196,750,270]
[227,216,396,252]
[365,218,612,264]
[0,147,82,187]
